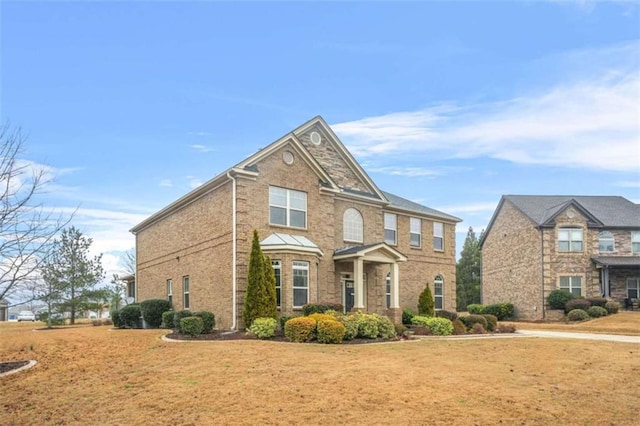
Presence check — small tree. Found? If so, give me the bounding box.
[418,284,435,316]
[243,230,277,328]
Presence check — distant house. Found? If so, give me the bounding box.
[480,195,640,320]
[130,116,461,329]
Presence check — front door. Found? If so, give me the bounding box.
[344,280,354,313]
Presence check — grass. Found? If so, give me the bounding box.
[507,311,640,336]
[1,314,639,425]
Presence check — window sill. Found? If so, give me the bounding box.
[268,223,308,231]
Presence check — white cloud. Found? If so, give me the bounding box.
[615,180,640,188]
[189,144,215,153]
[439,202,499,215]
[333,43,640,173]
[186,176,203,189]
[159,179,173,187]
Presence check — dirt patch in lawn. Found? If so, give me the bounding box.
[1,320,639,425]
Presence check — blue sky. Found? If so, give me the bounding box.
[2,1,639,278]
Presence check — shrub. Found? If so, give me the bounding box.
[140,299,173,328]
[316,319,346,344]
[301,302,344,316]
[119,304,142,329]
[567,309,590,322]
[411,315,431,327]
[424,317,453,336]
[402,308,416,325]
[496,323,517,333]
[394,323,407,336]
[180,316,204,336]
[279,314,298,329]
[452,319,467,335]
[375,314,397,339]
[243,230,278,328]
[194,311,216,334]
[418,285,435,316]
[586,297,607,308]
[248,317,278,339]
[459,314,488,331]
[174,310,193,332]
[338,315,359,340]
[471,323,487,334]
[565,299,591,313]
[587,306,608,318]
[412,326,432,335]
[436,310,458,321]
[92,319,103,326]
[481,314,498,332]
[40,311,65,326]
[548,289,573,310]
[467,304,484,314]
[605,300,620,314]
[356,313,379,339]
[284,316,316,343]
[162,310,175,329]
[103,318,113,326]
[111,310,122,328]
[482,303,515,320]
[308,313,337,324]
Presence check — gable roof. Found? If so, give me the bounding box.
[333,242,407,262]
[382,191,462,223]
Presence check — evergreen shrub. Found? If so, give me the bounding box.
[140,299,172,328]
[586,306,608,318]
[548,289,573,310]
[194,311,216,334]
[119,304,142,329]
[180,316,204,336]
[316,319,346,344]
[565,299,591,313]
[418,285,435,316]
[248,317,278,339]
[567,309,590,322]
[162,310,175,328]
[284,317,316,343]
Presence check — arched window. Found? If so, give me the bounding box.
[343,208,363,243]
[598,231,615,252]
[434,275,444,310]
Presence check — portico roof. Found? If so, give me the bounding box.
[333,243,407,262]
[260,233,324,256]
[592,256,640,268]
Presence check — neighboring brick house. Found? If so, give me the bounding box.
[130,116,461,329]
[480,195,640,320]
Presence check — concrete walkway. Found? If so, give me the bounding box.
[516,329,640,343]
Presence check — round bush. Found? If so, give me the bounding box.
[119,304,142,328]
[565,298,591,313]
[471,323,487,334]
[459,314,488,331]
[452,319,467,335]
[308,313,337,323]
[174,310,193,332]
[180,316,204,336]
[425,317,453,336]
[194,311,216,334]
[284,316,316,343]
[586,306,608,318]
[567,309,590,322]
[140,299,173,328]
[162,310,175,328]
[316,319,346,344]
[248,317,278,339]
[481,314,498,332]
[605,300,620,314]
[548,289,573,310]
[338,314,359,340]
[356,313,379,339]
[586,297,607,308]
[435,310,458,321]
[374,314,397,339]
[467,304,484,314]
[411,315,432,327]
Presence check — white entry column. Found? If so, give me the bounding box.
[353,258,365,309]
[389,262,400,309]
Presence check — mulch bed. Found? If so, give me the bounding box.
[0,360,30,375]
[165,330,402,344]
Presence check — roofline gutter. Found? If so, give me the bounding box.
[227,171,238,331]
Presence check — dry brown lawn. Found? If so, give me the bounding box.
[1,315,639,426]
[507,311,640,336]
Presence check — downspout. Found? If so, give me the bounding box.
[227,171,237,330]
[540,227,545,320]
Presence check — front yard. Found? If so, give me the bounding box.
[1,316,639,425]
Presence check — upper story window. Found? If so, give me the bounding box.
[410,218,422,248]
[269,186,307,228]
[343,208,363,243]
[384,213,397,245]
[632,232,640,254]
[598,231,615,252]
[433,222,444,251]
[558,228,583,252]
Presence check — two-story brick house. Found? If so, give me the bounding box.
[480,195,640,320]
[130,116,461,329]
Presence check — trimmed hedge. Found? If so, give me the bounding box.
[140,299,172,328]
[565,299,591,313]
[162,310,175,329]
[605,300,620,314]
[410,315,431,327]
[436,310,458,321]
[180,316,204,336]
[586,297,607,308]
[301,302,344,316]
[316,319,346,344]
[338,315,359,340]
[548,289,573,310]
[284,316,316,343]
[119,304,142,329]
[279,314,299,330]
[467,304,484,314]
[174,310,193,332]
[587,306,608,318]
[308,313,337,324]
[481,314,498,332]
[482,303,515,320]
[374,314,397,339]
[248,317,278,339]
[111,310,122,328]
[459,314,488,331]
[424,317,453,336]
[567,309,589,322]
[356,313,379,339]
[194,311,215,334]
[471,323,487,334]
[452,319,467,335]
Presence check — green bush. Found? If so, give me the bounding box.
[194,311,216,334]
[279,314,299,330]
[284,316,316,343]
[316,319,346,344]
[180,316,204,336]
[119,304,142,329]
[481,314,498,332]
[605,300,620,314]
[567,309,590,322]
[436,310,458,321]
[467,304,484,314]
[174,310,193,332]
[482,303,515,320]
[242,230,277,328]
[248,317,278,339]
[301,302,344,316]
[140,299,172,328]
[424,317,453,336]
[459,314,488,331]
[338,315,359,340]
[111,310,122,328]
[452,319,467,335]
[586,297,607,308]
[375,314,397,339]
[565,299,591,313]
[410,315,431,327]
[548,289,573,310]
[39,311,65,326]
[162,310,175,328]
[356,313,379,339]
[586,306,608,318]
[394,323,407,336]
[402,308,416,325]
[418,285,435,316]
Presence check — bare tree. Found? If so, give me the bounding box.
[0,124,71,304]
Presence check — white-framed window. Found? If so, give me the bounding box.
[269,186,307,228]
[558,228,583,252]
[343,208,364,243]
[166,279,173,305]
[559,276,582,297]
[183,276,190,309]
[434,275,444,310]
[627,278,639,299]
[433,222,444,251]
[384,213,397,245]
[598,231,615,252]
[292,261,309,308]
[632,232,640,254]
[386,273,391,309]
[272,260,281,308]
[410,217,421,248]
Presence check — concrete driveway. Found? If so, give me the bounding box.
[517,329,640,343]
